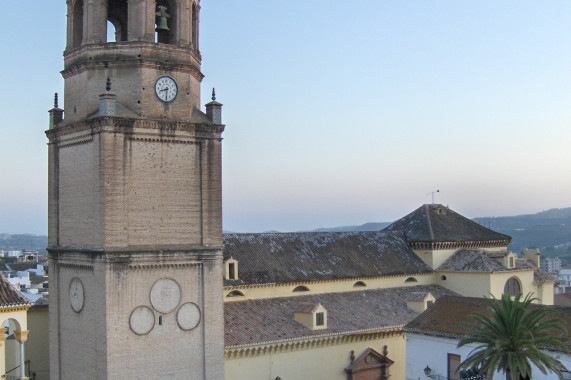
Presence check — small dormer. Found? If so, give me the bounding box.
[294,303,327,330]
[491,251,517,269]
[435,206,447,216]
[225,257,239,280]
[523,248,541,268]
[406,292,435,313]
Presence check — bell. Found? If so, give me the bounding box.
[156,16,170,31]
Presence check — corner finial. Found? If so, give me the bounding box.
[212,87,216,101]
[54,93,59,108]
[106,77,112,92]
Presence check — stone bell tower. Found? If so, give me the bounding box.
[46,1,225,379]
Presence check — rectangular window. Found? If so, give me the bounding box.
[228,263,235,280]
[315,312,324,326]
[448,353,461,380]
[509,257,514,268]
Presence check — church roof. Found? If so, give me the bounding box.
[0,272,32,309]
[437,249,510,272]
[225,285,457,347]
[223,231,432,286]
[383,204,511,244]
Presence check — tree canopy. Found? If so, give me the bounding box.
[458,293,568,380]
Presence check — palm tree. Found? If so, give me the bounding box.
[457,293,568,380]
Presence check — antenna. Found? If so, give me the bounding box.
[425,189,440,204]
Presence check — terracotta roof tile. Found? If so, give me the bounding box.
[223,231,431,286]
[384,204,511,243]
[224,285,457,346]
[0,272,31,308]
[438,249,508,272]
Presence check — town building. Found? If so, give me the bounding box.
[542,257,563,274]
[405,295,571,380]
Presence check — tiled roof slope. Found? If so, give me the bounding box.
[0,272,31,308]
[223,231,432,286]
[225,285,457,346]
[555,292,571,307]
[438,249,510,272]
[406,295,571,351]
[384,204,511,243]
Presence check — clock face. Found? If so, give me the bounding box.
[69,277,84,313]
[155,76,178,102]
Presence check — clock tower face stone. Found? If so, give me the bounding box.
[47,1,225,379]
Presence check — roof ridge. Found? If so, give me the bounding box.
[424,204,435,240]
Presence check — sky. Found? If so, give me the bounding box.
[1,1,570,235]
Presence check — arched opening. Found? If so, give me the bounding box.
[504,277,522,297]
[353,281,367,288]
[226,290,244,298]
[191,2,199,50]
[156,0,177,44]
[440,275,447,281]
[1,318,24,379]
[106,20,117,42]
[72,0,84,48]
[292,286,310,292]
[107,0,128,42]
[405,277,418,283]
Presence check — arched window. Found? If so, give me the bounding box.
[405,277,418,283]
[504,277,522,297]
[107,21,117,42]
[226,290,244,298]
[292,286,310,292]
[353,281,367,288]
[440,275,447,281]
[156,0,177,44]
[72,0,84,48]
[191,2,199,50]
[107,0,128,42]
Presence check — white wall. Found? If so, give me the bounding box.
[406,333,571,380]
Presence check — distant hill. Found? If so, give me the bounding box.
[473,207,571,256]
[312,207,571,260]
[0,234,48,252]
[311,222,391,232]
[5,207,571,259]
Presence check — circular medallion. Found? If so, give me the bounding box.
[177,302,201,331]
[150,278,181,314]
[69,277,84,313]
[154,76,178,102]
[129,306,155,335]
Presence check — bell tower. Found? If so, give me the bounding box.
[46,1,225,379]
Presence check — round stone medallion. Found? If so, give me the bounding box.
[177,302,201,331]
[69,277,84,313]
[150,278,181,314]
[129,306,155,335]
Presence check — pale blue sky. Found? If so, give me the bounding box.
[1,1,570,235]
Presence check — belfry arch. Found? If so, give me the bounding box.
[107,0,128,42]
[71,0,84,48]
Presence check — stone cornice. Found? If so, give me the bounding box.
[0,305,32,313]
[62,41,203,81]
[223,272,433,291]
[46,117,224,143]
[410,239,510,250]
[225,327,403,359]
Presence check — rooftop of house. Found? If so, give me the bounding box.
[405,295,571,350]
[555,292,571,307]
[383,204,512,244]
[0,272,32,308]
[223,231,432,287]
[224,284,457,347]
